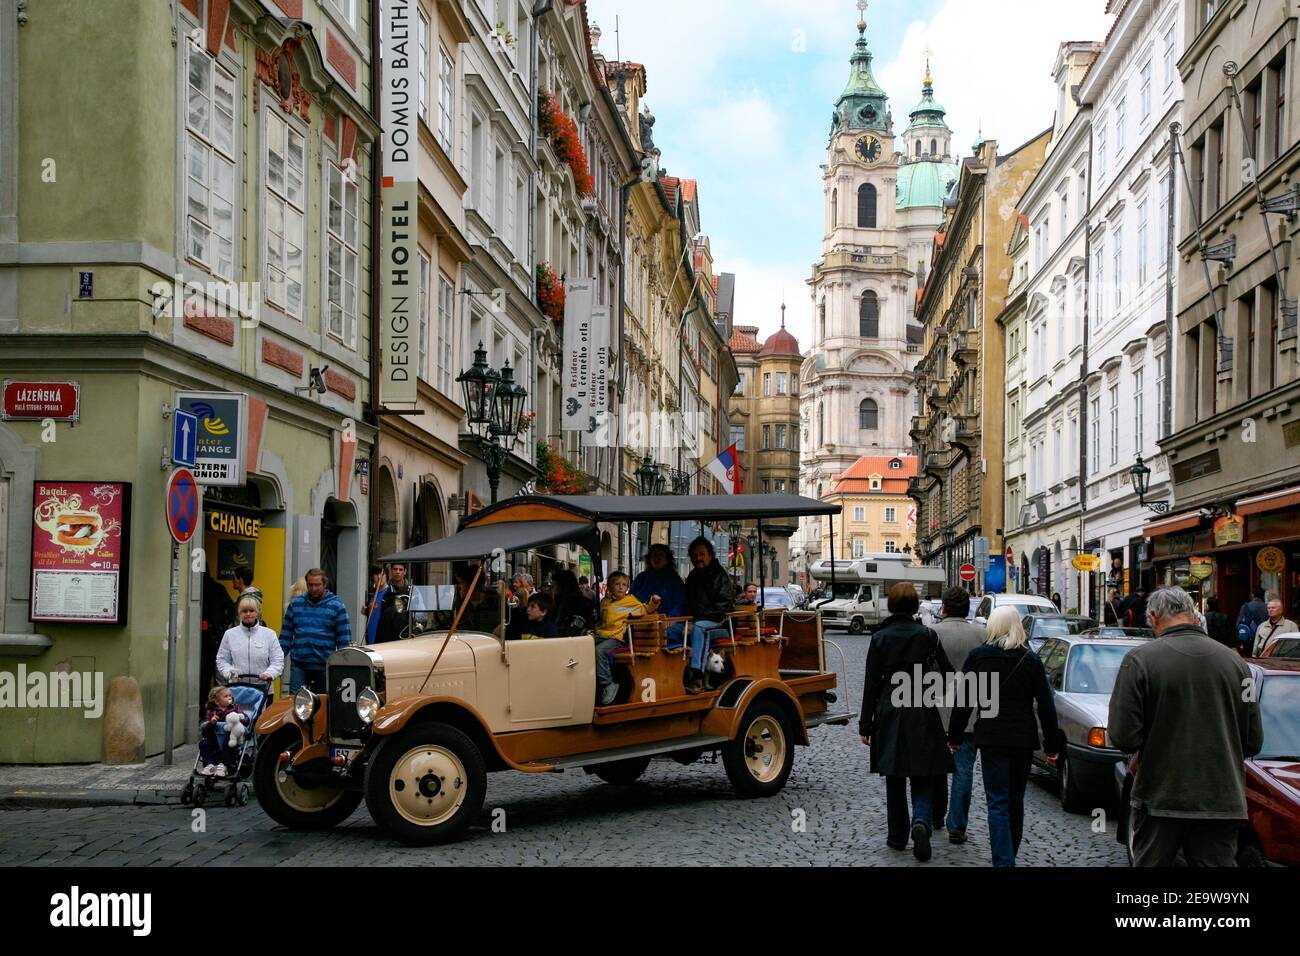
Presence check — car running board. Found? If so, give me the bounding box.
[521,734,735,773]
[804,711,856,729]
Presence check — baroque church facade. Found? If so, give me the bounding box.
[795,17,960,574]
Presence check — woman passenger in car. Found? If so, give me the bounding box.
[631,544,686,644]
[549,568,596,636]
[452,563,500,635]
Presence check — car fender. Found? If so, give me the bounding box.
[254,694,328,746]
[369,695,544,773]
[701,679,810,746]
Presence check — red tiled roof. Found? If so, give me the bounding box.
[830,454,918,495]
[729,324,761,354]
[661,175,679,205]
[712,275,719,295]
[758,326,800,357]
[681,179,697,204]
[1018,212,1029,231]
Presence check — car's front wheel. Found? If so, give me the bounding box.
[253,727,362,829]
[1058,752,1089,814]
[722,699,795,797]
[365,722,486,846]
[848,617,866,634]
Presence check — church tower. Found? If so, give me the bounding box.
[795,4,959,575]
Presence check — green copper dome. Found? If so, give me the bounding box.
[908,64,949,130]
[831,21,889,136]
[896,159,960,210]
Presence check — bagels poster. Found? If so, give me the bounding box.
[30,481,132,624]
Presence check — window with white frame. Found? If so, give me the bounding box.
[185,45,237,280]
[1113,226,1124,309]
[264,108,306,318]
[884,540,898,554]
[1136,200,1149,287]
[1108,383,1119,465]
[438,46,455,153]
[1052,426,1062,484]
[1092,242,1105,325]
[776,423,788,449]
[853,539,865,558]
[437,274,456,396]
[1163,24,1176,89]
[1059,184,1069,235]
[418,253,430,381]
[1076,167,1087,219]
[418,9,430,122]
[1097,123,1108,181]
[327,0,357,27]
[853,506,865,521]
[1115,99,1126,157]
[1089,396,1100,473]
[885,507,897,523]
[776,372,787,394]
[1140,61,1152,125]
[1158,175,1170,254]
[1134,367,1145,452]
[326,162,359,345]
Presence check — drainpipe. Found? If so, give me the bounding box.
[367,0,383,562]
[1078,120,1094,615]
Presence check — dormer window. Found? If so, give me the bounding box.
[889,458,902,470]
[870,475,882,490]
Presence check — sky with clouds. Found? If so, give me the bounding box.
[585,0,1116,349]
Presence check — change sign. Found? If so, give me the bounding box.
[176,391,247,486]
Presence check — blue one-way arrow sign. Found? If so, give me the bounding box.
[172,408,198,467]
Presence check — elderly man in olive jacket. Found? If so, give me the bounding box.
[1108,586,1263,867]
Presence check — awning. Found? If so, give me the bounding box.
[380,520,595,563]
[1143,509,1203,537]
[1236,484,1300,516]
[464,493,840,528]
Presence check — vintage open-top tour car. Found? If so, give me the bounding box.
[253,493,851,844]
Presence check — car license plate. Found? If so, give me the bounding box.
[330,747,358,768]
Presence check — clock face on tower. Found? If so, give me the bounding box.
[856,135,883,164]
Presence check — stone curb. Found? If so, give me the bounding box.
[0,787,188,809]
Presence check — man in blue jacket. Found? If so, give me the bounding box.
[280,568,353,693]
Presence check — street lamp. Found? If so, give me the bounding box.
[746,532,758,585]
[1128,454,1171,514]
[458,343,527,505]
[636,455,660,496]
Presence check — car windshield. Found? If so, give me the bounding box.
[1009,601,1054,618]
[1033,617,1090,638]
[818,582,859,600]
[1063,644,1132,694]
[759,589,792,607]
[1259,676,1300,759]
[1267,637,1300,659]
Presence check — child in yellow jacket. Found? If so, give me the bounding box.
[594,572,660,705]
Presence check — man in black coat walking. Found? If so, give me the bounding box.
[860,582,954,861]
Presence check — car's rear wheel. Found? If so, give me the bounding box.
[1058,753,1088,814]
[253,727,362,829]
[587,756,651,785]
[723,700,794,797]
[365,722,486,846]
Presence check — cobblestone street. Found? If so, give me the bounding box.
[0,634,1127,867]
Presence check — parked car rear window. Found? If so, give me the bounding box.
[1032,618,1090,639]
[1063,644,1131,694]
[759,588,792,608]
[1259,676,1300,760]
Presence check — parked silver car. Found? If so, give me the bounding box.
[1032,633,1151,812]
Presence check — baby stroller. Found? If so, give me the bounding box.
[180,676,271,808]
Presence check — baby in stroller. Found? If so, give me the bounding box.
[183,679,269,807]
[199,686,248,776]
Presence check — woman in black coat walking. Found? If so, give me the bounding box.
[947,605,1062,867]
[860,582,955,861]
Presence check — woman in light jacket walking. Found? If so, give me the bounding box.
[216,596,284,683]
[860,582,955,861]
[948,606,1061,867]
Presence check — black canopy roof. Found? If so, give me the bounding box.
[463,494,839,527]
[379,520,595,563]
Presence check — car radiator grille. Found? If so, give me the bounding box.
[327,663,377,744]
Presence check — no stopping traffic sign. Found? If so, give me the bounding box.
[165,467,199,544]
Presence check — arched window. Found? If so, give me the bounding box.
[914,141,921,157]
[830,188,838,227]
[859,398,879,430]
[859,291,879,338]
[818,402,825,446]
[930,139,937,155]
[857,183,877,227]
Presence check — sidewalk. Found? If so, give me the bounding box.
[0,745,200,808]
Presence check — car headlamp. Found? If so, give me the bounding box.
[356,687,382,725]
[293,686,318,722]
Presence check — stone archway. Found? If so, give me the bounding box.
[413,480,448,585]
[322,497,361,622]
[375,465,399,561]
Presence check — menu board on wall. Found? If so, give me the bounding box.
[29,481,132,625]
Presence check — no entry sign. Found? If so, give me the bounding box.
[165,468,200,544]
[959,563,977,582]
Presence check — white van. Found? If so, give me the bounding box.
[973,592,1058,626]
[809,557,945,633]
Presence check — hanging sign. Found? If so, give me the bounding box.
[1071,553,1102,573]
[379,0,419,406]
[176,391,247,486]
[30,481,132,625]
[1212,514,1245,547]
[581,304,612,448]
[562,278,596,433]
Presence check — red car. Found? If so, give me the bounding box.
[1115,658,1300,866]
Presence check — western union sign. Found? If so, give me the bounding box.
[208,511,261,538]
